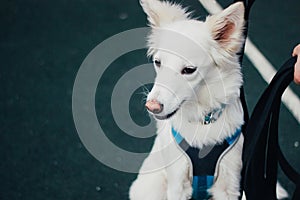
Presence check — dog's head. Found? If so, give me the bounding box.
[141,0,245,121]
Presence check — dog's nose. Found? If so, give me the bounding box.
[145,100,163,114]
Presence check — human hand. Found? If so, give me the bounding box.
[292,44,300,84]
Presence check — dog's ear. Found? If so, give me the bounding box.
[206,2,245,53]
[140,0,190,27]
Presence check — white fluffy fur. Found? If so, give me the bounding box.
[130,1,286,200]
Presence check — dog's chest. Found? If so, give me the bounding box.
[171,127,241,199]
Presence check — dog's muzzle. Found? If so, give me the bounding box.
[145,99,184,120]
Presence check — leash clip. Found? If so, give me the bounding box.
[203,105,226,125]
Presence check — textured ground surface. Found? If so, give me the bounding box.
[1,0,299,199]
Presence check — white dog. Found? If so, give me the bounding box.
[129,1,287,199]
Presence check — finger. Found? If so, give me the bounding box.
[292,44,300,56]
[294,60,300,84]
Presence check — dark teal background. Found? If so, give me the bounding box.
[1,0,299,199]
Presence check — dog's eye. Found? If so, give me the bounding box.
[181,67,197,75]
[154,59,161,68]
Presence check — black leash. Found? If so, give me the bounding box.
[278,144,300,199]
[232,1,300,199]
[234,0,253,198]
[242,57,300,199]
[234,0,255,134]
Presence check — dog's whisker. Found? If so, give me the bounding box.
[131,81,151,104]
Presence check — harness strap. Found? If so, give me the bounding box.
[192,176,214,200]
[172,127,241,199]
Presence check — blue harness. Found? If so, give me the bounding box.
[172,127,241,200]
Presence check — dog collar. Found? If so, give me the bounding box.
[203,104,226,125]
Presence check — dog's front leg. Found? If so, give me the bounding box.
[129,135,168,200]
[209,135,244,200]
[166,154,192,200]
